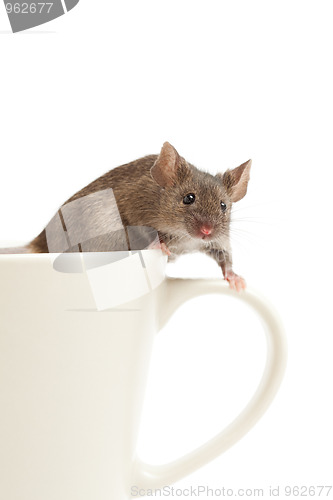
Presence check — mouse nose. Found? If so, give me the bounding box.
[200,225,212,236]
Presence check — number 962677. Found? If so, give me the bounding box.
[5,3,53,14]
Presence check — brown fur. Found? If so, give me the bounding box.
[11,143,251,284]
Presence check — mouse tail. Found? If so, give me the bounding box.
[0,246,31,254]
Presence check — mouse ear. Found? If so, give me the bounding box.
[217,159,252,202]
[150,142,182,187]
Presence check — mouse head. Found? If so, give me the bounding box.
[150,142,251,245]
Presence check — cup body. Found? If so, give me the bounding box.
[0,251,165,500]
[0,249,287,499]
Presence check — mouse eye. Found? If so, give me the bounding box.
[220,201,227,212]
[183,193,196,205]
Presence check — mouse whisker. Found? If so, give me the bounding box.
[229,226,260,237]
[163,232,189,249]
[231,200,277,215]
[228,228,267,248]
[231,217,279,227]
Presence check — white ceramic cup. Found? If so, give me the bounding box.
[0,250,287,500]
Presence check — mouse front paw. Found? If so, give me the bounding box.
[224,270,246,292]
[147,238,171,256]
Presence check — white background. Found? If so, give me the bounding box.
[1,1,332,498]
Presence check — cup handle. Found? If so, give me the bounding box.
[133,278,287,490]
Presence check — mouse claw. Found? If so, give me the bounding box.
[160,242,172,256]
[147,238,171,257]
[224,270,246,292]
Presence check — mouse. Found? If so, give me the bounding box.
[3,142,251,291]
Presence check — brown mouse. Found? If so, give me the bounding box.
[5,142,251,291]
